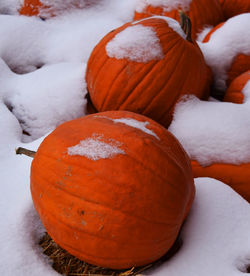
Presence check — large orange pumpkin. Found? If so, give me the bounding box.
[31,110,195,269]
[219,0,250,19]
[86,16,211,128]
[223,70,250,103]
[134,0,224,39]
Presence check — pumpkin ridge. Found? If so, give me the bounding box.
[143,41,187,118]
[33,169,178,226]
[43,212,177,264]
[118,37,183,111]
[34,187,178,234]
[39,205,179,247]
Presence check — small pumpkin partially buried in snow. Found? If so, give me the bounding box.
[28,110,195,269]
[86,14,211,128]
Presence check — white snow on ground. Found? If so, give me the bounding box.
[0,1,250,276]
[198,13,250,91]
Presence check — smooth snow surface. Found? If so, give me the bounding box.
[68,135,125,160]
[169,93,250,166]
[106,24,164,62]
[199,13,250,90]
[136,0,192,12]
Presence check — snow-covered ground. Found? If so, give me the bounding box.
[0,1,250,275]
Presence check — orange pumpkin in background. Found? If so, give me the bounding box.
[134,0,224,39]
[223,70,250,103]
[31,110,195,269]
[19,0,45,17]
[219,0,250,19]
[86,16,211,128]
[192,161,250,202]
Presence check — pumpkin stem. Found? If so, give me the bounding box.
[16,147,36,158]
[179,10,192,43]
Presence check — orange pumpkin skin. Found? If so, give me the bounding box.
[203,24,250,88]
[86,17,211,128]
[219,0,250,19]
[223,70,250,103]
[134,0,224,39]
[31,111,195,269]
[191,160,250,202]
[19,0,45,17]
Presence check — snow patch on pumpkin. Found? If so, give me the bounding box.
[68,135,125,160]
[95,116,160,140]
[112,118,160,140]
[106,24,164,63]
[135,0,192,13]
[199,13,250,90]
[132,16,186,39]
[169,95,250,166]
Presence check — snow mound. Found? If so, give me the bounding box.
[199,13,250,90]
[169,94,250,166]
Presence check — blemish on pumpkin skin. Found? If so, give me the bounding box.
[77,209,85,216]
[98,225,104,231]
[39,193,43,198]
[81,220,87,226]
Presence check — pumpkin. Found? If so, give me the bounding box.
[86,15,211,128]
[19,0,45,17]
[219,0,250,19]
[223,70,250,103]
[200,13,250,92]
[134,0,224,39]
[192,160,250,202]
[30,110,195,269]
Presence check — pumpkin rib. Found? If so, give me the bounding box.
[100,61,158,111]
[44,212,179,264]
[36,196,177,244]
[143,41,187,117]
[119,37,184,111]
[40,147,188,210]
[33,161,181,226]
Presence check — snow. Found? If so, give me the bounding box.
[106,24,164,63]
[198,13,250,90]
[135,0,192,13]
[0,1,250,276]
[169,94,250,166]
[95,116,160,139]
[68,134,125,160]
[242,80,250,102]
[132,16,186,39]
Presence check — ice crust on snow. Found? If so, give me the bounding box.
[135,0,192,13]
[199,13,250,90]
[169,92,250,166]
[68,135,125,160]
[106,24,164,62]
